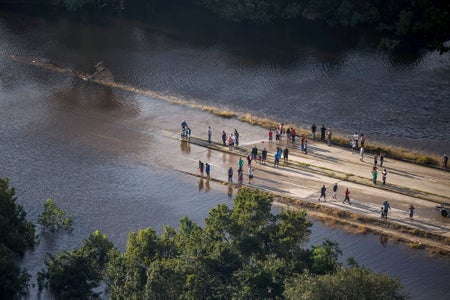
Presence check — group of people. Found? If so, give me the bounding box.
[221,129,240,150]
[181,120,191,140]
[318,183,351,204]
[228,161,254,185]
[184,121,429,224]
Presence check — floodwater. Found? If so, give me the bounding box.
[0,9,449,300]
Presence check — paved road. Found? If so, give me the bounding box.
[168,133,450,242]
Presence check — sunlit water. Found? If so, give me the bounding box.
[0,10,449,300]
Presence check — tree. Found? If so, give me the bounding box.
[0,178,35,255]
[284,265,407,299]
[104,187,405,298]
[0,178,35,298]
[38,198,73,233]
[37,230,114,298]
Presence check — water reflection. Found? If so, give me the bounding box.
[380,234,389,247]
[180,140,191,153]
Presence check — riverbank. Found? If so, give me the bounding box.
[176,134,450,256]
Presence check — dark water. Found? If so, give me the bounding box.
[1,10,450,300]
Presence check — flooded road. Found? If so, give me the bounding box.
[1,9,449,299]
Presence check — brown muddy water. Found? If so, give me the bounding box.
[0,10,449,299]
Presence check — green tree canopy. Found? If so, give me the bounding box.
[0,178,35,298]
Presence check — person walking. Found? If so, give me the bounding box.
[374,154,378,167]
[343,188,351,204]
[360,147,364,161]
[311,124,317,140]
[382,200,391,220]
[268,129,273,144]
[228,167,233,182]
[382,169,387,185]
[207,126,212,144]
[409,204,415,220]
[248,166,254,184]
[222,131,227,146]
[444,154,448,169]
[380,152,385,166]
[234,129,239,146]
[303,140,308,154]
[318,184,326,202]
[332,183,338,200]
[205,163,210,179]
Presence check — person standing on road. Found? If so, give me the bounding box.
[274,151,280,167]
[291,128,296,143]
[326,129,332,146]
[332,183,338,200]
[268,129,273,144]
[343,188,351,204]
[205,163,210,179]
[238,157,244,174]
[238,171,243,186]
[311,124,317,140]
[303,140,308,154]
[360,147,364,161]
[247,153,253,166]
[380,152,385,166]
[320,125,326,141]
[234,129,239,146]
[252,145,258,162]
[262,148,267,164]
[372,168,378,184]
[374,154,378,167]
[318,184,326,202]
[382,200,391,219]
[444,154,448,169]
[248,166,254,184]
[283,147,289,163]
[382,169,387,185]
[353,132,359,149]
[360,134,366,148]
[222,131,227,146]
[409,204,415,220]
[198,161,204,177]
[228,167,233,182]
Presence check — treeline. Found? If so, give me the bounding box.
[10,0,449,52]
[1,178,406,299]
